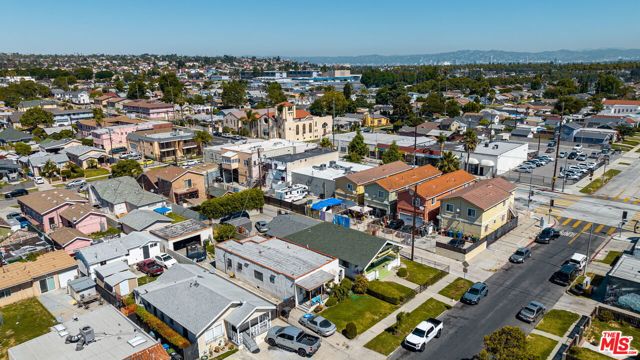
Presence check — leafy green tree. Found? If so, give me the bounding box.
[462,101,482,113]
[530,76,542,90]
[41,160,58,178]
[309,91,349,116]
[616,124,635,141]
[477,326,535,360]
[266,82,287,105]
[81,138,94,146]
[49,129,75,140]
[92,108,105,120]
[13,142,31,156]
[462,129,478,171]
[214,224,237,242]
[194,130,213,153]
[95,70,114,80]
[382,141,403,164]
[127,80,148,99]
[53,75,76,91]
[437,151,460,173]
[445,99,461,117]
[61,162,84,179]
[436,133,447,154]
[319,137,333,148]
[199,188,264,219]
[221,80,247,107]
[20,107,54,129]
[343,83,353,100]
[595,73,624,96]
[0,80,51,107]
[73,68,94,80]
[554,96,586,115]
[392,93,412,120]
[421,92,445,116]
[346,129,368,163]
[158,72,185,103]
[114,79,126,92]
[111,159,143,178]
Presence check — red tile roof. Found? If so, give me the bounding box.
[441,177,516,210]
[414,170,476,199]
[375,165,442,192]
[295,109,311,119]
[603,99,640,106]
[344,161,412,185]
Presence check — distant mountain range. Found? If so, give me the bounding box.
[289,49,640,65]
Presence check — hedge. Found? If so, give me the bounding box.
[367,281,416,305]
[199,188,264,219]
[135,306,190,349]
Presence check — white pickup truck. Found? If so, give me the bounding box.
[403,318,443,352]
[568,253,588,271]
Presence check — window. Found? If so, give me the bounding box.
[308,123,312,133]
[39,276,55,293]
[377,190,384,198]
[431,198,436,205]
[445,204,454,213]
[184,179,192,188]
[0,289,10,298]
[413,198,421,207]
[243,160,249,166]
[204,324,224,344]
[270,275,276,283]
[467,208,476,218]
[150,243,158,248]
[296,125,299,135]
[237,262,243,272]
[254,270,263,281]
[347,183,353,191]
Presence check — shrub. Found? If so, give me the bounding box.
[352,275,369,294]
[324,296,338,307]
[397,267,408,278]
[331,278,353,302]
[214,223,236,242]
[199,188,264,219]
[598,309,614,322]
[343,322,358,339]
[367,281,416,305]
[313,305,324,313]
[135,306,190,349]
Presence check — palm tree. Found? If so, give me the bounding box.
[437,151,460,173]
[436,133,447,154]
[244,109,256,136]
[462,129,478,172]
[194,130,213,156]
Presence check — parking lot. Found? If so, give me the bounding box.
[503,140,621,188]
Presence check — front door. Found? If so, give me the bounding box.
[142,245,150,259]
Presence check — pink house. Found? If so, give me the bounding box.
[92,122,171,153]
[18,189,88,233]
[49,227,92,256]
[59,203,108,235]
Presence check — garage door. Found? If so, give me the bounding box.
[171,235,202,251]
[58,269,77,289]
[398,212,424,227]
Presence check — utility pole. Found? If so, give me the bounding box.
[332,99,336,150]
[551,103,564,191]
[410,182,418,261]
[584,224,594,275]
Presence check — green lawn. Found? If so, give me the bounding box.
[580,169,622,194]
[622,139,640,147]
[611,143,633,152]
[599,251,622,266]
[89,227,122,239]
[0,227,11,239]
[526,334,558,360]
[166,212,187,223]
[401,259,448,287]
[567,347,614,360]
[84,167,110,178]
[587,318,640,351]
[365,298,449,355]
[619,162,631,166]
[535,309,580,337]
[438,277,473,301]
[367,281,415,305]
[86,174,110,182]
[321,294,396,335]
[0,298,57,360]
[138,275,159,286]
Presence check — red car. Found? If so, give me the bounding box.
[137,259,164,276]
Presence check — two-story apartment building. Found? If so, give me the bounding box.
[397,170,476,226]
[92,121,170,153]
[138,165,209,206]
[334,161,412,205]
[18,189,88,233]
[127,128,199,162]
[123,100,175,120]
[76,115,147,137]
[438,177,516,240]
[364,165,442,217]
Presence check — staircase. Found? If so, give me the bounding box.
[242,332,259,353]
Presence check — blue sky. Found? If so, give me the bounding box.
[3,0,639,56]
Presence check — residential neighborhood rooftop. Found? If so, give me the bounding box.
[0,250,77,291]
[150,218,209,240]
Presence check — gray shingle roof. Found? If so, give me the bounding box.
[0,128,33,143]
[119,209,172,232]
[28,152,69,167]
[266,214,320,238]
[285,222,390,270]
[77,232,159,266]
[150,219,209,240]
[136,264,274,335]
[91,176,166,208]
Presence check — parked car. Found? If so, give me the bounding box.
[137,259,164,276]
[154,253,177,268]
[576,154,587,161]
[552,263,580,286]
[6,211,21,220]
[403,319,443,352]
[33,176,44,185]
[567,152,578,160]
[186,243,206,262]
[567,173,581,181]
[516,166,533,173]
[387,219,405,230]
[589,152,599,159]
[181,160,198,167]
[547,141,556,147]
[4,188,28,199]
[545,147,555,153]
[220,210,250,224]
[567,253,587,271]
[509,247,532,263]
[298,314,337,337]
[140,159,154,166]
[536,227,560,244]
[255,220,270,233]
[573,144,583,151]
[265,325,321,357]
[558,151,567,158]
[518,301,546,323]
[461,282,489,305]
[14,216,30,228]
[65,179,86,189]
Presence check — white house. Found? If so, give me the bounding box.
[75,232,161,278]
[456,141,528,177]
[150,218,212,252]
[600,99,640,115]
[215,236,341,310]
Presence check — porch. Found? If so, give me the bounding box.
[228,311,272,353]
[364,244,401,280]
[295,270,335,312]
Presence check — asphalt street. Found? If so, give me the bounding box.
[392,221,607,360]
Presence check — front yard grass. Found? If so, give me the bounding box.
[84,167,110,178]
[579,169,622,195]
[611,143,633,152]
[567,347,614,360]
[89,227,122,239]
[599,250,622,266]
[138,275,158,286]
[526,334,558,360]
[364,298,450,355]
[0,298,57,360]
[535,309,580,337]
[401,258,447,286]
[367,281,415,305]
[166,212,187,223]
[321,294,396,335]
[438,277,473,301]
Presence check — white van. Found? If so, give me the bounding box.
[568,253,587,271]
